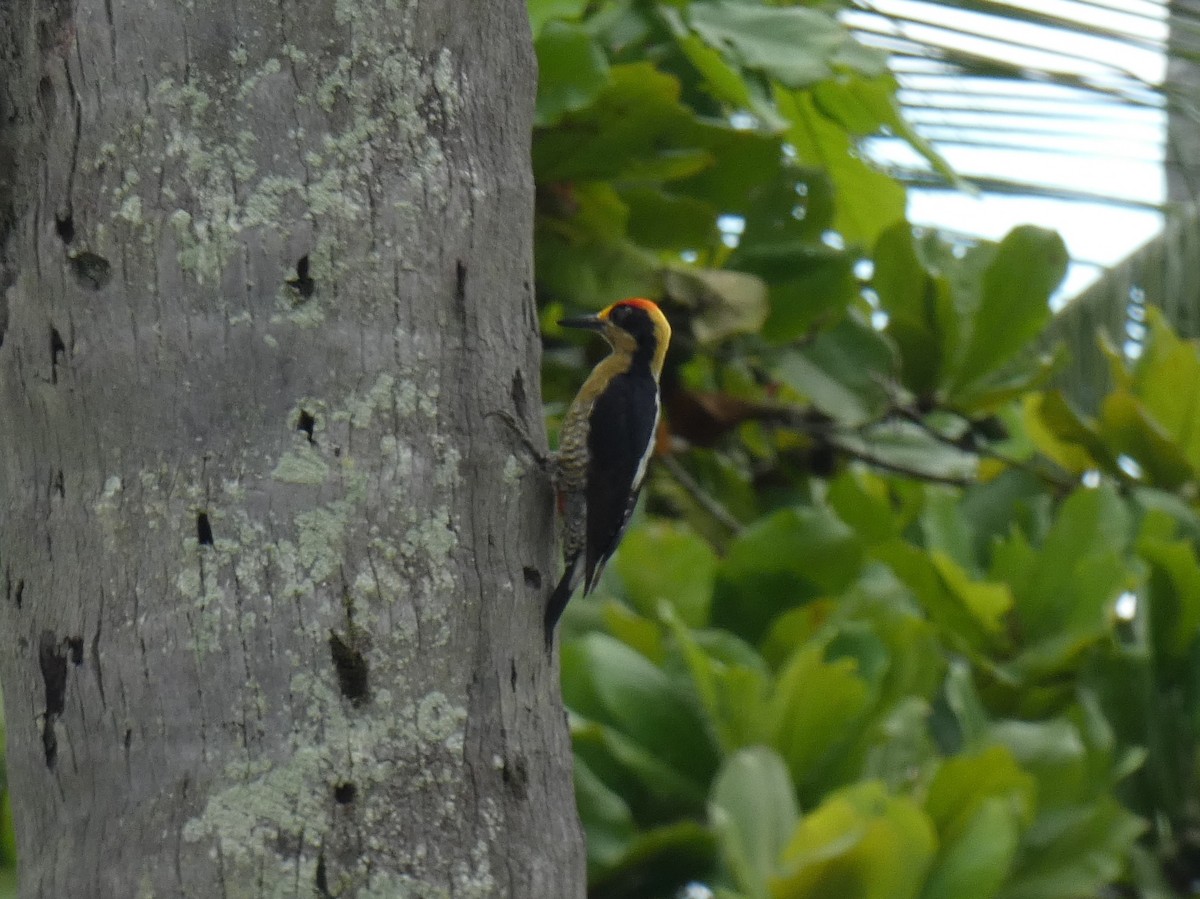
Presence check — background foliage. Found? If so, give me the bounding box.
[0,2,1194,898]
[532,1,1200,898]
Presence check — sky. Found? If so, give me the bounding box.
[844,0,1171,302]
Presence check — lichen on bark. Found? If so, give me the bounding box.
[0,0,582,894]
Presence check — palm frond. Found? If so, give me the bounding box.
[848,0,1172,204]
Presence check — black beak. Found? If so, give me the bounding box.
[558,314,606,331]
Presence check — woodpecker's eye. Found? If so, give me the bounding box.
[609,304,633,326]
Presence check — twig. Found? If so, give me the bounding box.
[892,408,1077,492]
[827,437,975,488]
[659,454,744,534]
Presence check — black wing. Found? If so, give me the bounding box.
[583,368,659,593]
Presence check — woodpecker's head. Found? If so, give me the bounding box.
[560,298,672,376]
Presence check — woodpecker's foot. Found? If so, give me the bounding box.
[486,410,551,472]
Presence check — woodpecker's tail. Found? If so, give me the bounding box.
[544,555,584,650]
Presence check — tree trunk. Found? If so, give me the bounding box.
[0,0,585,895]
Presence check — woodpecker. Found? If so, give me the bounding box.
[545,298,672,646]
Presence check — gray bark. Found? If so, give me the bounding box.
[0,0,585,896]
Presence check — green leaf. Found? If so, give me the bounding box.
[733,167,834,259]
[622,187,719,251]
[667,612,771,754]
[1022,392,1104,475]
[768,644,871,796]
[1139,536,1200,663]
[533,63,713,183]
[710,747,799,899]
[534,181,657,307]
[675,30,757,109]
[573,720,710,817]
[616,522,717,627]
[1009,485,1130,644]
[771,782,937,899]
[924,746,1035,840]
[575,755,636,876]
[953,348,1066,416]
[953,226,1068,389]
[834,424,979,484]
[674,127,786,212]
[919,798,1021,899]
[712,506,864,644]
[942,660,991,748]
[660,267,770,345]
[998,798,1144,899]
[661,7,790,131]
[863,696,938,791]
[776,89,905,245]
[688,2,845,88]
[1030,389,1128,476]
[872,221,957,397]
[958,469,1050,566]
[602,600,665,664]
[830,40,891,79]
[1099,391,1193,487]
[826,471,902,544]
[590,821,719,899]
[759,254,857,343]
[929,551,1013,636]
[534,21,610,127]
[1128,308,1200,470]
[527,0,590,35]
[874,541,1009,656]
[773,316,895,426]
[563,635,720,792]
[921,488,981,575]
[813,75,961,188]
[989,718,1087,808]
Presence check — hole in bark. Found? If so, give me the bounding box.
[55,211,74,244]
[92,629,105,702]
[333,781,357,804]
[14,579,24,610]
[522,566,541,590]
[328,631,369,706]
[67,636,83,665]
[455,259,467,305]
[53,469,65,498]
[68,251,111,291]
[510,659,517,692]
[314,851,330,896]
[124,728,132,751]
[39,631,68,769]
[49,326,65,384]
[40,634,67,717]
[196,512,214,546]
[297,409,316,444]
[42,724,58,769]
[502,754,529,800]
[37,76,56,119]
[286,255,314,299]
[511,370,527,420]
